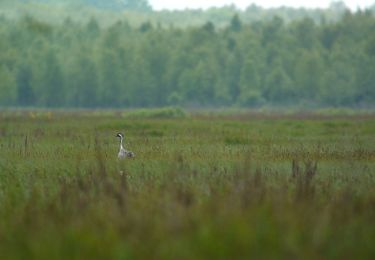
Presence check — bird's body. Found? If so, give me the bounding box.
[116,133,135,159]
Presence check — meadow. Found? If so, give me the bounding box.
[0,110,374,259]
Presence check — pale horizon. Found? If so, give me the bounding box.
[149,0,374,11]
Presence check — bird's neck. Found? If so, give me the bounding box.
[119,137,124,148]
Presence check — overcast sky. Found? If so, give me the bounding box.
[149,1,374,10]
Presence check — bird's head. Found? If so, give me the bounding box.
[116,133,124,139]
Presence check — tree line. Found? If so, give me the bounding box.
[0,10,374,108]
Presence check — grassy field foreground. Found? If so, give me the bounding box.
[0,111,374,259]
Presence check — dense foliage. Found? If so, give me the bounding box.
[0,7,374,108]
[0,112,374,258]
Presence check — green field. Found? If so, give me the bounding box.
[0,111,374,259]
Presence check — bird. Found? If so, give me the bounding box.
[116,133,135,159]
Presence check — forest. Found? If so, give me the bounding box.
[0,1,374,108]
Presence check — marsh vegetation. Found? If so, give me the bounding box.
[0,111,374,259]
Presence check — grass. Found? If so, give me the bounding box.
[0,110,374,259]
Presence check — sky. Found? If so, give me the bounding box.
[148,0,374,10]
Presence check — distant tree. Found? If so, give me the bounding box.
[139,21,153,32]
[67,54,98,107]
[16,63,35,106]
[225,52,242,101]
[229,14,242,32]
[177,68,197,105]
[0,65,16,106]
[202,22,215,34]
[263,65,294,104]
[294,51,324,103]
[320,24,339,49]
[355,37,375,106]
[193,60,217,104]
[322,69,355,106]
[292,18,317,49]
[142,33,169,106]
[238,58,263,106]
[261,16,284,46]
[98,50,123,107]
[40,51,65,107]
[86,17,100,38]
[130,53,156,107]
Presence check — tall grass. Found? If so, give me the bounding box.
[0,111,374,259]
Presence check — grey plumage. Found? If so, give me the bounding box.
[116,133,135,159]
